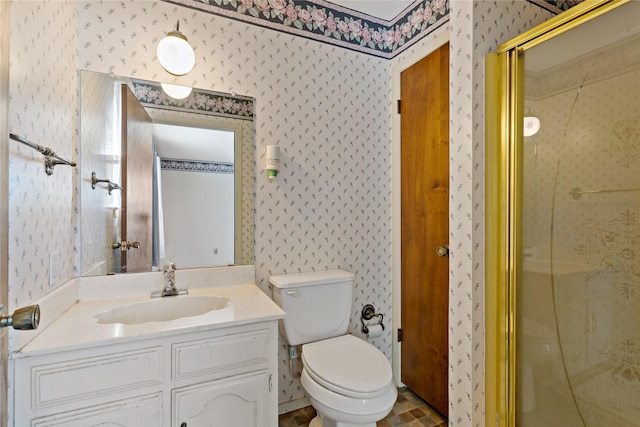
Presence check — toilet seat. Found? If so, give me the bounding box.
[302,334,393,398]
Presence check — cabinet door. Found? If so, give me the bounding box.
[31,393,162,427]
[173,371,269,427]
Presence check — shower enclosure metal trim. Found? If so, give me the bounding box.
[484,1,631,426]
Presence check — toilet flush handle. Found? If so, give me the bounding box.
[285,290,300,297]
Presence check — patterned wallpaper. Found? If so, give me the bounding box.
[448,1,554,425]
[5,0,576,423]
[7,1,78,318]
[77,0,391,404]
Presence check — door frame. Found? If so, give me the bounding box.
[484,1,630,425]
[0,1,9,423]
[390,23,449,387]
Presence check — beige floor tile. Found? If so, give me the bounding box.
[278,387,447,427]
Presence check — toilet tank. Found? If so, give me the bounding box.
[270,269,354,346]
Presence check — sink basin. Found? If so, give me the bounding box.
[94,295,231,325]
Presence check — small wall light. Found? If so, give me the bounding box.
[523,116,541,137]
[157,21,195,76]
[161,83,192,100]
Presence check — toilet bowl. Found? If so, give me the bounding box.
[301,335,397,427]
[269,269,397,427]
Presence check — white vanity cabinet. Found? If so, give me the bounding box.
[13,321,279,427]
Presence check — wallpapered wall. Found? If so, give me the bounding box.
[78,0,392,406]
[8,2,77,310]
[445,1,554,424]
[6,0,560,425]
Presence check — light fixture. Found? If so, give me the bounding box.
[161,83,192,100]
[157,21,195,76]
[523,116,541,137]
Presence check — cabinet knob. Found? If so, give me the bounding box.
[180,423,187,427]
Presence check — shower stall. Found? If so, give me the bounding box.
[486,1,640,426]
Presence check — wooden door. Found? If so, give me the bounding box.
[400,42,449,417]
[121,85,153,273]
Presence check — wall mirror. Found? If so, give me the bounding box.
[76,70,255,276]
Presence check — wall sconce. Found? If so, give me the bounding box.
[157,21,195,76]
[523,116,541,137]
[161,83,192,100]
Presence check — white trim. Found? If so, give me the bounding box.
[278,396,311,415]
[390,23,449,388]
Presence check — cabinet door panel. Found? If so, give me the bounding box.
[31,393,162,427]
[173,329,269,381]
[30,346,163,409]
[173,371,269,427]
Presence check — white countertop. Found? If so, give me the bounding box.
[15,267,285,357]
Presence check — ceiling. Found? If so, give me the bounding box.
[325,0,415,21]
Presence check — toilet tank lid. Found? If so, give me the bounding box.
[269,269,354,289]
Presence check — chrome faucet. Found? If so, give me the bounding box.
[151,262,188,298]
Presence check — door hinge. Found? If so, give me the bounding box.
[397,328,403,342]
[397,99,401,114]
[269,374,273,392]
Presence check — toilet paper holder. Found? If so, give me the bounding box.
[360,304,384,334]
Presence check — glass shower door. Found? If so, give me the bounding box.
[517,3,640,426]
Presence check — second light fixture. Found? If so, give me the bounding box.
[157,21,195,76]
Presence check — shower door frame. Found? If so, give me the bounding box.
[484,1,631,426]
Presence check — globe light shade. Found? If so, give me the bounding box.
[157,30,195,76]
[161,83,192,100]
[523,116,541,137]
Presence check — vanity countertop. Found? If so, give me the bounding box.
[16,282,285,357]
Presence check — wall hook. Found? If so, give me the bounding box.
[91,172,122,195]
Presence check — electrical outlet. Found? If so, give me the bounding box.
[49,251,60,286]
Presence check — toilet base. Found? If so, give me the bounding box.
[301,369,396,427]
[309,413,376,427]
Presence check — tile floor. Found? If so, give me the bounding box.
[278,387,447,427]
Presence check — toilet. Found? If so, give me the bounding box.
[270,269,397,427]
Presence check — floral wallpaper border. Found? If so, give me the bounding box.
[164,0,450,59]
[162,0,581,59]
[161,158,235,174]
[131,79,255,120]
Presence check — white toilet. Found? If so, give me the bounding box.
[270,269,397,427]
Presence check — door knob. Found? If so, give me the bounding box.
[122,241,140,250]
[0,304,40,330]
[436,244,449,257]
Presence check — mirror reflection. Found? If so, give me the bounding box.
[77,71,255,276]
